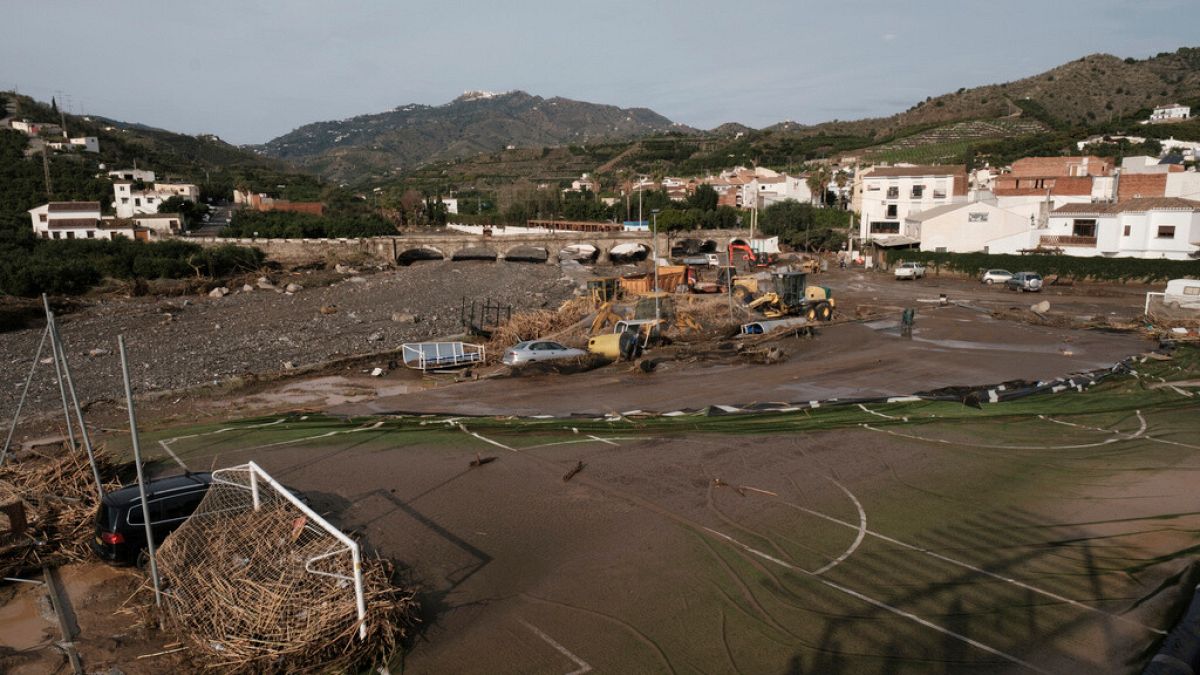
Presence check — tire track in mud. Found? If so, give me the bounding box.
[519,593,677,675]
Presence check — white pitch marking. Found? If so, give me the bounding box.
[157,440,189,470]
[858,403,898,420]
[462,427,518,453]
[701,527,1053,674]
[862,423,1126,450]
[811,478,867,576]
[518,619,592,675]
[771,497,1166,635]
[587,434,619,446]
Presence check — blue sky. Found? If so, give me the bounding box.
[2,0,1197,145]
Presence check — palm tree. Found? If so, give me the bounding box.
[806,166,831,206]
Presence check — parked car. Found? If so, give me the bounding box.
[92,472,213,564]
[894,261,926,280]
[502,340,588,365]
[681,253,720,267]
[1005,271,1043,292]
[980,269,1013,285]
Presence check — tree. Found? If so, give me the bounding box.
[158,196,209,229]
[806,166,831,206]
[687,184,719,211]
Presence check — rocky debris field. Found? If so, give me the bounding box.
[1,261,579,419]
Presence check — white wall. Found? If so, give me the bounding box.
[1045,209,1200,260]
[917,203,1033,254]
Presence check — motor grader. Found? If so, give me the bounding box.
[745,271,835,321]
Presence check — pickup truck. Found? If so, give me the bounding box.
[682,253,720,267]
[894,261,926,280]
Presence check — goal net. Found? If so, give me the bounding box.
[155,461,369,667]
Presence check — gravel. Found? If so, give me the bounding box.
[1,261,581,417]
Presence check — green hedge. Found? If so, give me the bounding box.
[891,250,1200,282]
[0,239,264,297]
[222,210,396,238]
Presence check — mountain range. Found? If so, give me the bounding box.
[252,91,685,183]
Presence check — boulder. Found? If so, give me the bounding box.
[285,283,303,293]
[367,332,385,342]
[208,286,228,298]
[242,284,254,292]
[391,312,417,323]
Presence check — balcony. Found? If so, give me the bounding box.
[1040,235,1096,247]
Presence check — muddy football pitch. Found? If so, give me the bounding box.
[121,351,1200,674]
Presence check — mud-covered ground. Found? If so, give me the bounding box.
[0,260,578,422]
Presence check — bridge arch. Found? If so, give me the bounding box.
[557,243,599,263]
[504,245,549,263]
[608,242,650,264]
[396,245,445,266]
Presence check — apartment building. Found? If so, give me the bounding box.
[855,165,967,244]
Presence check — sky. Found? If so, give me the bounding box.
[3,0,1198,145]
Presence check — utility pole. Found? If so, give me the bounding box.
[41,147,53,197]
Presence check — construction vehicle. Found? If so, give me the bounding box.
[746,271,835,321]
[728,242,775,269]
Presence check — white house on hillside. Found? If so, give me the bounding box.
[855,165,968,245]
[1044,198,1200,260]
[112,178,199,218]
[28,201,135,240]
[1148,104,1191,124]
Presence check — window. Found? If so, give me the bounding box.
[935,247,947,253]
[1157,226,1176,239]
[134,198,141,206]
[911,185,925,198]
[1072,219,1096,237]
[968,212,988,222]
[933,189,946,199]
[39,213,47,222]
[52,232,60,239]
[866,184,880,192]
[86,231,95,238]
[66,231,75,239]
[1184,286,1200,296]
[121,197,129,204]
[886,186,899,199]
[886,204,898,218]
[870,221,900,234]
[1123,225,1131,236]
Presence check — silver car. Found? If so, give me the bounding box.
[980,269,1012,285]
[1005,272,1043,292]
[502,340,587,365]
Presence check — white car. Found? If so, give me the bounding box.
[501,340,587,366]
[980,269,1013,285]
[894,262,926,280]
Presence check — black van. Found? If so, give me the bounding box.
[91,472,212,564]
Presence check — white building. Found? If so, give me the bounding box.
[566,173,600,193]
[740,172,813,208]
[855,165,967,245]
[1148,104,1191,124]
[28,201,136,240]
[1043,198,1200,260]
[69,136,99,153]
[112,178,199,218]
[108,168,157,183]
[908,201,1036,255]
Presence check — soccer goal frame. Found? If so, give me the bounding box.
[217,461,368,640]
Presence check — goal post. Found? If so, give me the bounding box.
[238,461,367,640]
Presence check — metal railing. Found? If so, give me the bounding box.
[1039,235,1097,247]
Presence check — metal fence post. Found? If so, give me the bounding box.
[43,297,77,452]
[49,312,104,501]
[250,470,260,511]
[119,335,161,606]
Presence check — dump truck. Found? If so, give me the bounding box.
[746,271,835,321]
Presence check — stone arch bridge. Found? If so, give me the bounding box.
[188,229,752,267]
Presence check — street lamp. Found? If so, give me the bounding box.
[652,209,661,323]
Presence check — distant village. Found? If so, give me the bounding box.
[11,102,1200,261]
